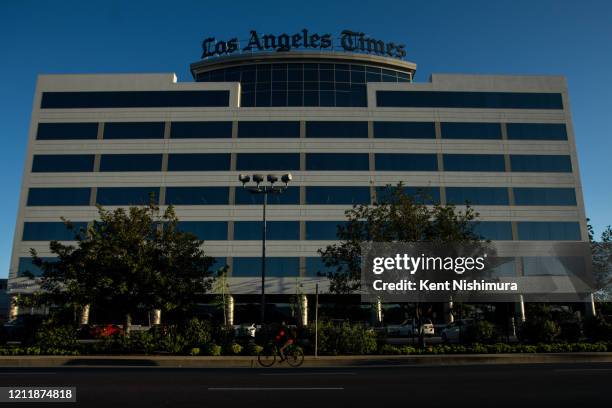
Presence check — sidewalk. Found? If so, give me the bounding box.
[2,353,612,368]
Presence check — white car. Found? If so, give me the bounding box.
[233,323,256,338]
[386,319,435,337]
[440,319,474,343]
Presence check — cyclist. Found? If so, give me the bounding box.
[274,321,296,361]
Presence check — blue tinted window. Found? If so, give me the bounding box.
[510,155,572,172]
[96,187,159,205]
[446,187,509,205]
[27,188,90,206]
[36,122,98,140]
[100,154,162,172]
[306,153,369,171]
[506,123,568,140]
[377,91,563,109]
[306,186,371,205]
[167,154,230,171]
[441,122,501,140]
[306,121,368,138]
[238,121,300,138]
[522,257,584,276]
[232,257,299,277]
[103,122,164,139]
[234,186,299,205]
[373,122,435,139]
[177,221,227,240]
[375,154,438,171]
[234,221,300,240]
[171,121,232,138]
[517,222,582,241]
[18,257,57,277]
[166,187,229,205]
[513,188,576,206]
[470,221,513,240]
[375,186,440,204]
[41,91,230,108]
[22,221,88,241]
[236,153,300,171]
[443,154,505,172]
[306,221,346,240]
[32,155,94,172]
[305,257,338,277]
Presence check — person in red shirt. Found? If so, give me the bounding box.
[274,321,295,361]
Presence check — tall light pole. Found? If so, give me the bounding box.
[238,173,292,327]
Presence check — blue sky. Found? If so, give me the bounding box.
[1,0,611,278]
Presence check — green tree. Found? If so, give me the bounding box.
[317,183,487,347]
[318,183,484,294]
[29,203,216,334]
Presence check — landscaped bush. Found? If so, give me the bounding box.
[583,316,612,341]
[519,319,560,343]
[465,320,497,343]
[204,343,222,356]
[34,324,78,352]
[314,321,377,355]
[182,318,212,348]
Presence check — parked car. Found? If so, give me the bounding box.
[386,319,435,337]
[233,323,256,338]
[440,319,474,343]
[1,315,44,343]
[89,324,123,338]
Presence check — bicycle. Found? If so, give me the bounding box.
[257,341,304,367]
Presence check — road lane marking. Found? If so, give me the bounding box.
[260,372,355,376]
[208,387,344,391]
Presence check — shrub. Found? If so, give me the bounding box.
[314,321,377,355]
[583,316,612,341]
[399,346,417,355]
[465,321,497,344]
[189,347,201,356]
[379,344,402,355]
[35,325,78,352]
[245,342,263,356]
[204,343,222,356]
[225,342,243,355]
[519,319,560,343]
[182,318,212,348]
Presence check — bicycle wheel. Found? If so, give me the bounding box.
[284,346,304,368]
[257,346,276,367]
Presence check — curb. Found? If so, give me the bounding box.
[1,353,612,368]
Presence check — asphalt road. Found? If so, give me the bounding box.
[0,363,610,408]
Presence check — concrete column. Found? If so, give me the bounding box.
[444,300,454,324]
[8,296,19,321]
[150,309,162,325]
[586,293,596,317]
[373,298,383,325]
[517,295,526,322]
[299,295,308,326]
[226,295,235,326]
[79,304,90,325]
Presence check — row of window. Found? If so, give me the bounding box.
[376,91,564,110]
[197,62,410,108]
[26,187,578,207]
[17,256,320,277]
[35,121,568,141]
[15,254,585,278]
[30,153,573,173]
[21,221,581,242]
[40,91,230,109]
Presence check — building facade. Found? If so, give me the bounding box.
[8,46,588,324]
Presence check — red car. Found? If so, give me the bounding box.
[89,324,123,338]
